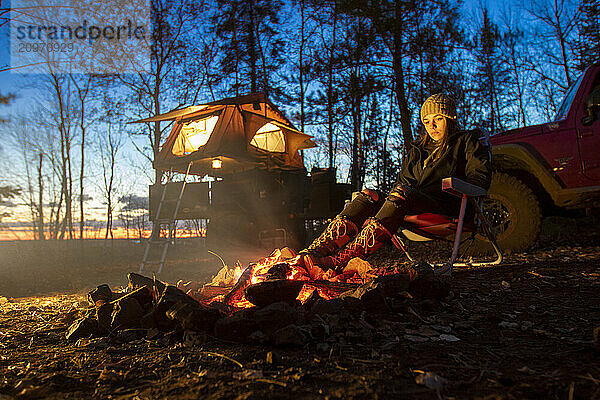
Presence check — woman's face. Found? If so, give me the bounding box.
[422,114,447,142]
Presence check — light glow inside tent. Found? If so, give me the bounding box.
[173,115,219,155]
[250,122,285,153]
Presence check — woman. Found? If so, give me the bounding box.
[300,93,491,271]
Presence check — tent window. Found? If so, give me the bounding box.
[173,115,219,155]
[250,122,285,153]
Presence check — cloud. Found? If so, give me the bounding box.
[118,194,148,211]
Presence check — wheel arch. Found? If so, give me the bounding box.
[492,144,562,213]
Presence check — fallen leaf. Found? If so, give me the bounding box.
[233,369,264,380]
[404,334,429,343]
[414,371,448,391]
[439,334,460,342]
[498,321,519,329]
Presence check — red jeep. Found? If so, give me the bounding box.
[479,64,600,253]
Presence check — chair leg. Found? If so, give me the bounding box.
[437,194,468,276]
[449,194,468,267]
[469,197,503,266]
[391,234,415,262]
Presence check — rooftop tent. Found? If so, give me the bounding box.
[131,93,316,176]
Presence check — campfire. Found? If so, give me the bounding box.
[66,248,449,345]
[183,248,388,309]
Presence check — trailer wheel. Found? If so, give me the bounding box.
[466,172,541,255]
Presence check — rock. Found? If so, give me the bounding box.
[111,297,143,330]
[66,317,98,342]
[88,284,114,305]
[303,289,323,311]
[96,303,114,334]
[152,285,200,330]
[254,302,299,334]
[244,279,304,307]
[165,301,221,332]
[214,311,259,342]
[208,301,233,316]
[272,324,309,346]
[122,286,154,311]
[308,298,345,317]
[127,272,166,293]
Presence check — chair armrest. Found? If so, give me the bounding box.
[442,177,487,197]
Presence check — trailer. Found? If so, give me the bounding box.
[134,93,350,250]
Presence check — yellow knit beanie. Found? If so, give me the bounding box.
[420,93,457,122]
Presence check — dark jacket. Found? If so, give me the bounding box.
[396,128,491,210]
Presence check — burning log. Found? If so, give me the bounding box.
[223,264,255,306]
[243,279,304,308]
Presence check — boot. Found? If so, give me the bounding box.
[301,215,358,257]
[303,218,392,272]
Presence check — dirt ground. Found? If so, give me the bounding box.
[1,217,599,399]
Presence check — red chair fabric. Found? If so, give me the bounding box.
[403,213,475,237]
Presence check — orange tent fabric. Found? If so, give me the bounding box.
[131,93,316,176]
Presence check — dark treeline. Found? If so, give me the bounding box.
[1,0,599,240]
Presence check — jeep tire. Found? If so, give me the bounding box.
[467,172,541,255]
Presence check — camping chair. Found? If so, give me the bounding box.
[390,176,503,276]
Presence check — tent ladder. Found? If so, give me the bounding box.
[140,162,193,275]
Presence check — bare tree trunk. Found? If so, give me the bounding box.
[382,87,395,191]
[74,77,90,240]
[48,72,72,240]
[248,0,258,93]
[102,125,121,242]
[349,72,365,191]
[37,153,44,241]
[299,0,306,133]
[327,10,338,169]
[391,40,412,160]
